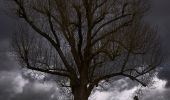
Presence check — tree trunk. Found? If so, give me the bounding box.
[72,85,90,100]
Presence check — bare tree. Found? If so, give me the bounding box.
[10,0,161,100]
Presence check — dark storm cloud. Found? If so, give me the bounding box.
[145,0,170,87]
[0,44,19,71]
[0,37,18,71]
[0,1,16,40]
[0,0,19,71]
[146,0,170,56]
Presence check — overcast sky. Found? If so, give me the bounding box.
[0,0,170,100]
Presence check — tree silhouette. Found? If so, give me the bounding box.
[10,0,161,100]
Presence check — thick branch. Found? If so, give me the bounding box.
[73,5,83,62]
[27,65,70,77]
[48,13,60,46]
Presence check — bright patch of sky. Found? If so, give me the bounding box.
[12,75,29,93]
[91,76,167,100]
[0,71,28,94]
[0,70,167,100]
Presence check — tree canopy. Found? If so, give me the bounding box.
[10,0,162,100]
